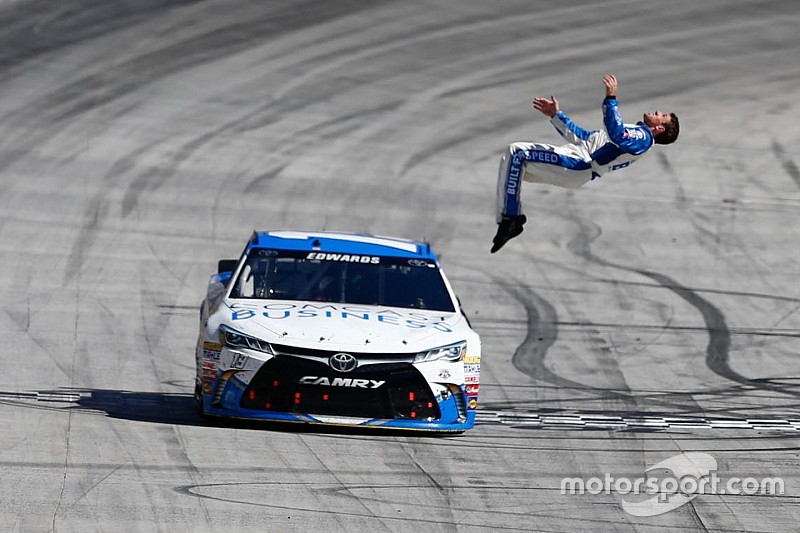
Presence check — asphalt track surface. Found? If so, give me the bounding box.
[1,0,799,531]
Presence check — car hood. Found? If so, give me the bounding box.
[219,300,469,352]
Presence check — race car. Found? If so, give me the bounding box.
[195,230,481,432]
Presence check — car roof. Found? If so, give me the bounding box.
[249,231,437,260]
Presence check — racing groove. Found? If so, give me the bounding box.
[1,0,800,531]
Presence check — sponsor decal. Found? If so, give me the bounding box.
[463,354,481,364]
[527,149,559,164]
[306,252,380,264]
[202,382,212,394]
[464,364,480,374]
[202,361,217,381]
[465,375,479,384]
[468,398,478,409]
[299,376,385,389]
[203,341,222,361]
[231,308,257,321]
[625,128,645,141]
[229,303,454,332]
[506,151,522,197]
[203,349,221,361]
[466,384,479,395]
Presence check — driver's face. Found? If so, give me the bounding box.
[643,111,671,129]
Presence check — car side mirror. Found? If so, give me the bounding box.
[218,259,239,274]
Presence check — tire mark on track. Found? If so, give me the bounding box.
[772,139,800,189]
[165,426,213,528]
[591,278,800,305]
[520,218,645,410]
[490,273,715,413]
[62,192,108,285]
[0,0,396,174]
[295,434,387,531]
[21,1,390,123]
[397,439,457,531]
[134,274,214,530]
[176,481,553,532]
[2,296,73,379]
[564,212,800,399]
[492,279,563,387]
[0,0,199,80]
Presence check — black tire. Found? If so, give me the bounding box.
[194,382,209,419]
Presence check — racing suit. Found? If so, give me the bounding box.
[496,97,655,222]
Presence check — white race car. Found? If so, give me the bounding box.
[195,231,481,432]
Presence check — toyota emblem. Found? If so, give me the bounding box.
[329,352,358,373]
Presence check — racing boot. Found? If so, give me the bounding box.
[491,214,526,253]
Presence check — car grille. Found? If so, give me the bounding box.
[269,343,415,364]
[240,355,440,420]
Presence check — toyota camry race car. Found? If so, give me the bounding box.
[195,231,481,432]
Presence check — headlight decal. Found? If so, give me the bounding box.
[413,341,467,364]
[219,325,274,354]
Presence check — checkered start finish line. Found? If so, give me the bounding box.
[476,410,800,432]
[2,391,799,432]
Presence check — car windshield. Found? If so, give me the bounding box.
[228,249,455,312]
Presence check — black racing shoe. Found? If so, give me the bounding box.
[491,214,527,253]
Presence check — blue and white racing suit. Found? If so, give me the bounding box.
[496,97,655,222]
